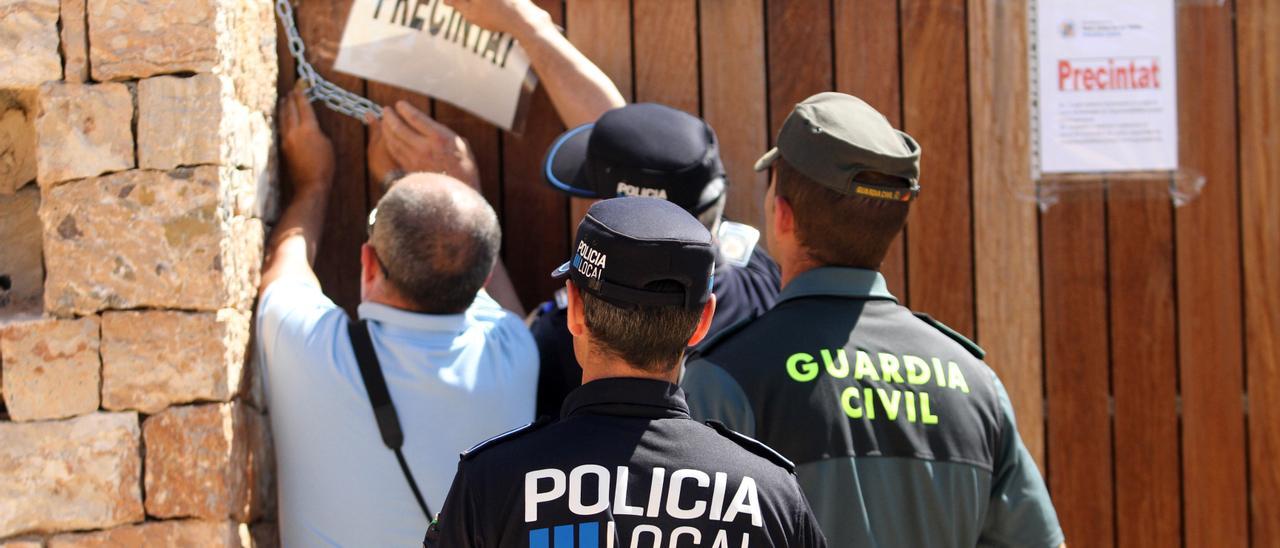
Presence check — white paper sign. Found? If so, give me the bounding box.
[334,0,534,131]
[1035,0,1178,174]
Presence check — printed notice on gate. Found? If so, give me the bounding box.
[334,0,535,131]
[1035,0,1178,174]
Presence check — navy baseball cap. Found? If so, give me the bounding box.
[543,103,727,214]
[552,197,715,309]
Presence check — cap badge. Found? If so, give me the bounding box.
[573,241,608,283]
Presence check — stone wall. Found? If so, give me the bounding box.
[0,0,277,545]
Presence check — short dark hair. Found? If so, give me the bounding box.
[774,158,909,269]
[578,282,704,373]
[370,175,500,314]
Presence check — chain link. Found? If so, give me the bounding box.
[275,0,383,121]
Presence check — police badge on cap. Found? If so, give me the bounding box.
[552,197,716,309]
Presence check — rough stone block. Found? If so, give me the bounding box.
[218,0,277,114]
[34,83,134,186]
[47,520,250,548]
[40,167,263,315]
[101,309,249,413]
[143,403,271,522]
[0,317,100,421]
[87,0,219,80]
[137,74,272,175]
[0,90,37,194]
[0,0,62,87]
[87,0,277,109]
[0,187,43,319]
[60,0,89,83]
[0,412,144,538]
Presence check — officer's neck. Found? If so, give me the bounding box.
[580,351,681,386]
[779,254,825,289]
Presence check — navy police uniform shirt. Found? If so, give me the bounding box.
[423,377,826,548]
[682,267,1065,548]
[531,245,780,418]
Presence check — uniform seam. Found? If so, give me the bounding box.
[794,452,997,474]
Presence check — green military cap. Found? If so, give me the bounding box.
[755,92,922,202]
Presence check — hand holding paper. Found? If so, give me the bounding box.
[446,0,547,37]
[448,0,626,128]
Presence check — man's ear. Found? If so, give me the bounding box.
[773,193,796,238]
[360,243,379,285]
[685,294,717,347]
[565,281,587,337]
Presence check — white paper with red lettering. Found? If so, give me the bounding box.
[1034,0,1177,174]
[334,0,533,131]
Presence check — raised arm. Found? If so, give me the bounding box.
[260,89,336,295]
[448,0,626,127]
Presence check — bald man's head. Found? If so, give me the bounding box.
[369,173,501,314]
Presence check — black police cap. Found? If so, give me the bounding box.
[552,197,715,309]
[543,103,727,214]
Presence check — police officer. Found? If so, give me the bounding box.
[425,198,825,548]
[682,93,1065,548]
[531,103,781,418]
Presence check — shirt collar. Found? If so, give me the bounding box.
[777,266,897,304]
[561,377,692,421]
[357,301,470,334]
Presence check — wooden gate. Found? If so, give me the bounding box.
[277,1,1279,545]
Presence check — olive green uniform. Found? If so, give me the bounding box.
[682,267,1064,547]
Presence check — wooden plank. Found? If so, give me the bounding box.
[502,0,569,306]
[565,0,633,227]
[765,0,832,135]
[966,0,1045,466]
[286,0,369,315]
[833,0,906,299]
[1107,183,1180,548]
[900,0,973,336]
[1041,190,1114,548]
[700,0,768,228]
[763,0,831,241]
[1175,3,1248,545]
[1240,0,1280,543]
[633,0,699,114]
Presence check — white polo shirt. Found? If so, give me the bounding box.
[257,279,538,547]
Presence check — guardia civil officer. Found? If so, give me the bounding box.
[682,93,1065,548]
[531,103,781,417]
[424,198,826,548]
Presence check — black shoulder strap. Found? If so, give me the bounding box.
[912,312,986,359]
[705,420,795,473]
[348,319,433,520]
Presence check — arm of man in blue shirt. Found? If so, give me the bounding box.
[260,88,334,296]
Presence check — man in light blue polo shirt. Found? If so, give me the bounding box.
[258,89,537,547]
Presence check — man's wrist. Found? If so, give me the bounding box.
[380,169,406,193]
[507,4,555,43]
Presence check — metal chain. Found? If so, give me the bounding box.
[275,0,383,121]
